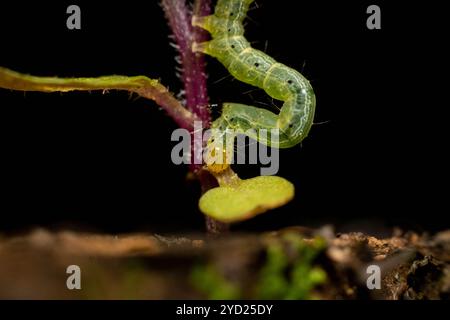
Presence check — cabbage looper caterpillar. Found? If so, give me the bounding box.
[193,0,316,173]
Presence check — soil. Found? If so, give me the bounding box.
[0,226,449,299]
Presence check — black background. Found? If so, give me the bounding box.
[1,300,446,319]
[0,1,447,235]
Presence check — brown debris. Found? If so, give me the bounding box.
[0,227,448,299]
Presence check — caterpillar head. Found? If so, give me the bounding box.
[204,145,230,174]
[204,120,233,174]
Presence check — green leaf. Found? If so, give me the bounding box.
[199,176,294,223]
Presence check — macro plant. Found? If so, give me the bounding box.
[0,0,315,234]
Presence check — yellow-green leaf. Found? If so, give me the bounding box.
[199,176,294,223]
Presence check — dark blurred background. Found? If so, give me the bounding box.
[0,1,447,235]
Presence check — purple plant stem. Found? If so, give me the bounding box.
[162,0,229,234]
[191,0,211,122]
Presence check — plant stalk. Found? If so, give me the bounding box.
[162,0,229,234]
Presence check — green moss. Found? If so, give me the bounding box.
[190,263,241,300]
[255,234,327,300]
[190,233,327,300]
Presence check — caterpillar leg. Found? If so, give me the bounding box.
[192,15,225,56]
[192,15,214,33]
[192,41,211,55]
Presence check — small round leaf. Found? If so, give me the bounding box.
[199,176,294,223]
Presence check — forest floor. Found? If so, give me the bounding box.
[0,226,449,299]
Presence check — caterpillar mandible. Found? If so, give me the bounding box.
[192,0,316,172]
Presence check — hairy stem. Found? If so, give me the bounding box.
[0,66,198,130]
[161,0,211,125]
[162,0,228,234]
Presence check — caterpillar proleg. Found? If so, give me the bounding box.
[192,0,316,172]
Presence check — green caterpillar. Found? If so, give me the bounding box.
[193,0,316,172]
